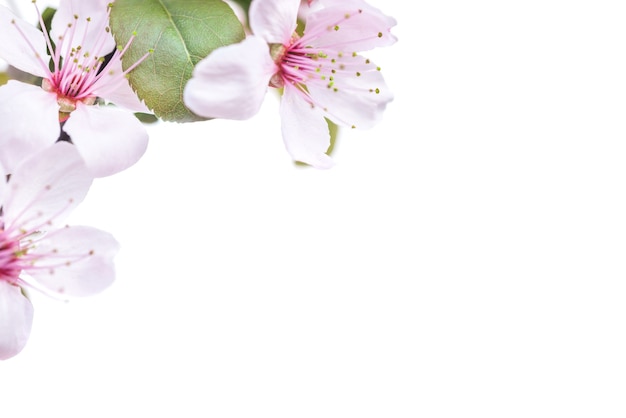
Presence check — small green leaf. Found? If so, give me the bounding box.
[134,112,160,124]
[5,66,40,86]
[40,7,57,72]
[326,118,339,156]
[109,0,245,122]
[40,7,56,32]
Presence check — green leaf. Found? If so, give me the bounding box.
[40,7,56,33]
[326,118,339,156]
[109,0,245,122]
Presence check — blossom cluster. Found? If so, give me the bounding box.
[0,0,396,359]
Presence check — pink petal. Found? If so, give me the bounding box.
[3,142,92,233]
[51,0,115,59]
[305,4,397,51]
[307,58,393,129]
[184,36,277,120]
[0,81,60,174]
[250,0,299,44]
[27,226,119,297]
[280,85,334,168]
[0,5,49,78]
[102,83,151,113]
[90,57,151,113]
[0,281,34,361]
[64,104,149,177]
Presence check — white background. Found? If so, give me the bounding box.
[2,1,626,417]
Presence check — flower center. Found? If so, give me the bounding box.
[11,2,151,122]
[269,42,288,88]
[34,6,118,121]
[41,78,97,114]
[269,33,311,89]
[0,228,22,284]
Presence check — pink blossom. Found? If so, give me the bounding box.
[184,0,396,168]
[0,143,119,360]
[0,0,150,177]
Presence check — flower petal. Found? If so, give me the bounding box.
[50,0,115,60]
[27,226,119,297]
[0,281,34,361]
[0,81,60,174]
[280,85,334,168]
[0,5,49,78]
[101,83,151,113]
[3,142,92,233]
[90,57,151,113]
[307,56,393,129]
[305,3,397,51]
[250,0,299,44]
[64,104,149,177]
[184,36,276,120]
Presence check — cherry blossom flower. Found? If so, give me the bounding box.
[0,142,119,360]
[184,0,396,168]
[0,0,151,177]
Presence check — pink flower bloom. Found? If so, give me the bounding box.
[0,142,119,360]
[0,0,150,177]
[184,0,396,168]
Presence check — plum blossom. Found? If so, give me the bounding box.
[184,0,396,168]
[0,0,151,177]
[0,142,119,360]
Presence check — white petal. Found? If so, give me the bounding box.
[250,0,299,44]
[90,57,151,113]
[97,78,151,113]
[184,36,276,120]
[64,104,149,177]
[0,5,49,78]
[51,0,115,60]
[0,81,60,174]
[305,3,397,51]
[0,281,34,361]
[28,225,119,297]
[280,85,334,168]
[102,82,151,113]
[3,142,92,233]
[308,60,393,129]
